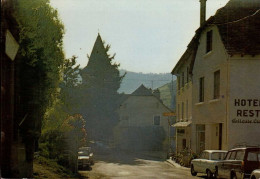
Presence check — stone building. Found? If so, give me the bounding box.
[115,85,173,152]
[172,0,260,153]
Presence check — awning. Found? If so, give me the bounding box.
[172,121,192,127]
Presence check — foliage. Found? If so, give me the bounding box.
[80,34,125,141]
[39,114,87,170]
[14,0,65,141]
[59,56,82,113]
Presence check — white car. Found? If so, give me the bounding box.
[251,169,260,179]
[191,150,227,179]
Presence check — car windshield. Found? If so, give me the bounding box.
[211,152,227,160]
[78,151,90,156]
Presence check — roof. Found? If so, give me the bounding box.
[203,150,228,153]
[131,84,153,96]
[172,0,260,74]
[212,0,260,55]
[119,84,173,112]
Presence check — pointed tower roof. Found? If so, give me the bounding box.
[131,84,153,96]
[81,33,109,74]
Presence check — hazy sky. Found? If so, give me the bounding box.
[50,0,229,73]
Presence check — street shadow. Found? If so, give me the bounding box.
[78,166,92,171]
[94,150,166,166]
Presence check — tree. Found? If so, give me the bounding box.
[13,0,65,177]
[60,56,81,114]
[80,34,125,142]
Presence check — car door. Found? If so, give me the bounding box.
[245,149,260,175]
[219,151,236,178]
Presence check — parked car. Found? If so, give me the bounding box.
[191,150,227,178]
[215,147,260,179]
[250,169,260,179]
[77,147,94,170]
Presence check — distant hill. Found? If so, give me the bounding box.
[118,70,176,94]
[158,81,176,110]
[118,70,176,110]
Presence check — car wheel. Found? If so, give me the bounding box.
[213,167,218,179]
[206,169,213,179]
[191,165,197,176]
[231,172,237,179]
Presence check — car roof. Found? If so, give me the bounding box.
[203,150,227,153]
[230,147,260,151]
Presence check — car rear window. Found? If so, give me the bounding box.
[247,151,260,161]
[211,152,226,160]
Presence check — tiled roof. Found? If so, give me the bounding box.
[131,84,153,96]
[212,0,260,55]
[172,0,260,74]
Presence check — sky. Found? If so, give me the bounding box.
[49,0,230,74]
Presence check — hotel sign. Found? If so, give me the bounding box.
[163,112,176,116]
[232,99,260,124]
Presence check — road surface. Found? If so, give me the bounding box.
[79,151,207,179]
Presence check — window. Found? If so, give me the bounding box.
[186,100,188,120]
[196,125,205,153]
[236,150,245,160]
[177,129,185,134]
[154,116,160,125]
[211,152,227,160]
[225,152,231,160]
[206,30,213,53]
[247,151,260,161]
[214,70,220,99]
[186,67,189,83]
[199,77,204,102]
[178,104,180,120]
[230,151,236,160]
[177,77,180,90]
[200,152,209,160]
[181,102,184,120]
[182,139,186,149]
[181,72,184,87]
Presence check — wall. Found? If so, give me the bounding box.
[116,95,172,151]
[192,25,229,151]
[228,56,260,149]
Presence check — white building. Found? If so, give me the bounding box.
[172,0,260,153]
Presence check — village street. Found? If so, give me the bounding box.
[79,151,206,179]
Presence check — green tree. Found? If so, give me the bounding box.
[13,0,65,177]
[60,56,81,114]
[80,34,125,142]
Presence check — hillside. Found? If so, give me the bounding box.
[118,70,176,110]
[118,70,176,94]
[158,81,176,110]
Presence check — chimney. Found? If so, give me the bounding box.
[200,0,207,26]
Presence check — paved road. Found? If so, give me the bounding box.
[79,151,207,179]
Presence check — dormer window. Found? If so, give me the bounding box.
[206,30,213,53]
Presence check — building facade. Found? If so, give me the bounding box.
[115,85,173,152]
[171,48,194,153]
[172,0,260,154]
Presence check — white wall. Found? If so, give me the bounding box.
[228,56,260,149]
